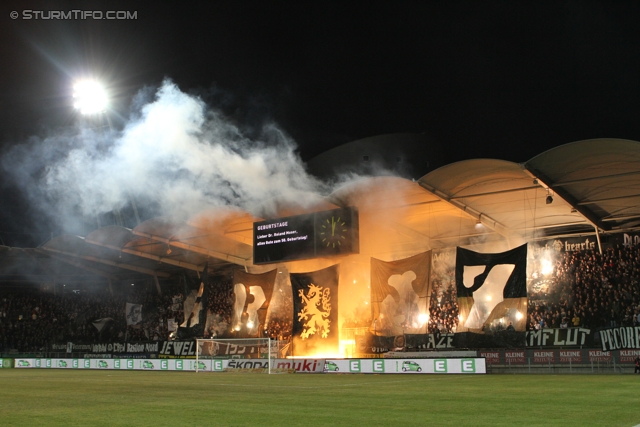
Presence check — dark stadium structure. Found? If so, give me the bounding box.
[1,137,640,365]
[305,133,444,180]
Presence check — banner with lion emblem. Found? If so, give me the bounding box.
[290,265,339,355]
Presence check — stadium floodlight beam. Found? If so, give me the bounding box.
[73,80,108,115]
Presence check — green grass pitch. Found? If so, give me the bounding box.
[1,370,639,427]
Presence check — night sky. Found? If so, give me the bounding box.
[1,1,640,246]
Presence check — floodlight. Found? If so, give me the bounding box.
[73,80,107,115]
[546,195,553,204]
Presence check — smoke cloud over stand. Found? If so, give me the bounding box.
[2,80,326,235]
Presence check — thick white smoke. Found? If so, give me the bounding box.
[2,80,327,233]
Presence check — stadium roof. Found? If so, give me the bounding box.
[2,138,640,286]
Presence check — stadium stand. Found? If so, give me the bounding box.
[528,244,640,331]
[2,243,640,353]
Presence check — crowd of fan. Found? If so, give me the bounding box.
[427,280,460,334]
[263,287,294,341]
[195,275,297,342]
[529,244,640,330]
[264,317,292,341]
[0,281,192,352]
[6,243,640,353]
[0,272,283,352]
[125,283,180,342]
[0,289,126,352]
[203,277,234,337]
[421,243,640,334]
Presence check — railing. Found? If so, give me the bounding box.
[488,359,635,374]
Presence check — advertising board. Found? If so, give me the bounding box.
[322,358,486,374]
[14,358,35,368]
[8,357,484,373]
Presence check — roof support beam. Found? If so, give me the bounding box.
[132,230,251,266]
[224,230,253,245]
[577,193,640,206]
[34,249,119,281]
[40,247,170,278]
[85,237,202,272]
[448,185,540,200]
[417,181,512,241]
[552,170,640,187]
[154,275,162,295]
[601,214,640,222]
[510,220,591,232]
[523,165,608,231]
[594,226,603,255]
[0,276,107,285]
[525,231,599,243]
[429,230,498,240]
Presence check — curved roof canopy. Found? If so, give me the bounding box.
[525,138,640,232]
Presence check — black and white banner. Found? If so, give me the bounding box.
[526,327,592,348]
[599,326,640,351]
[454,244,528,348]
[199,341,271,359]
[125,303,143,325]
[92,317,113,332]
[370,251,432,336]
[89,342,160,354]
[232,269,277,337]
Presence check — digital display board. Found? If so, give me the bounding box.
[253,207,359,264]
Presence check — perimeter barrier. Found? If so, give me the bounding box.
[5,357,486,374]
[479,348,639,373]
